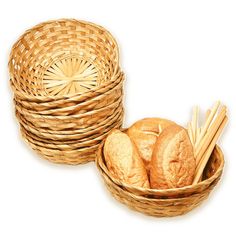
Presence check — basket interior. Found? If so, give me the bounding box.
[43,55,101,96]
[9,19,119,97]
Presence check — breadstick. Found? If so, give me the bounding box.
[187,122,194,145]
[194,101,221,149]
[206,109,211,121]
[195,106,227,165]
[193,116,228,184]
[196,128,200,141]
[191,106,199,144]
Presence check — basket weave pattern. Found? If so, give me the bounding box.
[9,19,124,165]
[96,144,224,217]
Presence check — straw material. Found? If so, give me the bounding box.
[9,19,124,165]
[96,143,224,217]
[9,19,119,100]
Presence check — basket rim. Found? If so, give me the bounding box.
[15,107,124,137]
[13,72,124,115]
[96,138,224,194]
[21,121,124,156]
[9,18,120,60]
[10,68,123,101]
[15,95,123,120]
[9,18,121,101]
[19,109,124,145]
[102,173,219,202]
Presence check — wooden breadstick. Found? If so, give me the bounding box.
[197,126,202,142]
[197,123,202,183]
[195,109,210,150]
[187,122,194,145]
[191,108,196,143]
[158,124,163,134]
[193,116,228,184]
[206,109,211,121]
[195,106,226,165]
[196,128,200,141]
[196,106,200,142]
[194,101,221,149]
[191,106,199,144]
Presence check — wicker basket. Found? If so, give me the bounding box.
[9,19,124,165]
[96,140,224,217]
[9,19,119,100]
[13,69,123,112]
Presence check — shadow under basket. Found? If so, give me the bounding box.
[96,144,224,217]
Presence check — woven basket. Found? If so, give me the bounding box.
[16,106,124,141]
[15,95,123,129]
[96,141,224,217]
[9,19,124,165]
[14,77,123,115]
[9,19,119,100]
[21,116,123,164]
[13,68,123,112]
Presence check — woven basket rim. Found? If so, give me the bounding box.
[15,95,123,120]
[102,175,219,203]
[13,72,124,116]
[9,18,119,59]
[96,137,224,194]
[16,107,124,137]
[10,68,123,101]
[19,108,124,143]
[9,18,120,101]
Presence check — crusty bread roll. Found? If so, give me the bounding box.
[150,124,195,189]
[104,129,150,188]
[127,118,175,172]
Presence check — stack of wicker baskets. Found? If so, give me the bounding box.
[9,19,124,165]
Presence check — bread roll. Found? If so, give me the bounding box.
[104,129,150,188]
[127,118,175,172]
[150,124,195,189]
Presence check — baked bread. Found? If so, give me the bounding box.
[150,124,195,189]
[127,118,175,172]
[104,129,150,188]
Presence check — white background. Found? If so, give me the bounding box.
[0,1,235,235]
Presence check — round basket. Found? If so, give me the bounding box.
[21,115,123,164]
[13,71,123,115]
[96,141,224,217]
[15,94,123,130]
[9,19,124,165]
[9,19,119,100]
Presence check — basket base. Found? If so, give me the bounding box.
[43,55,100,96]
